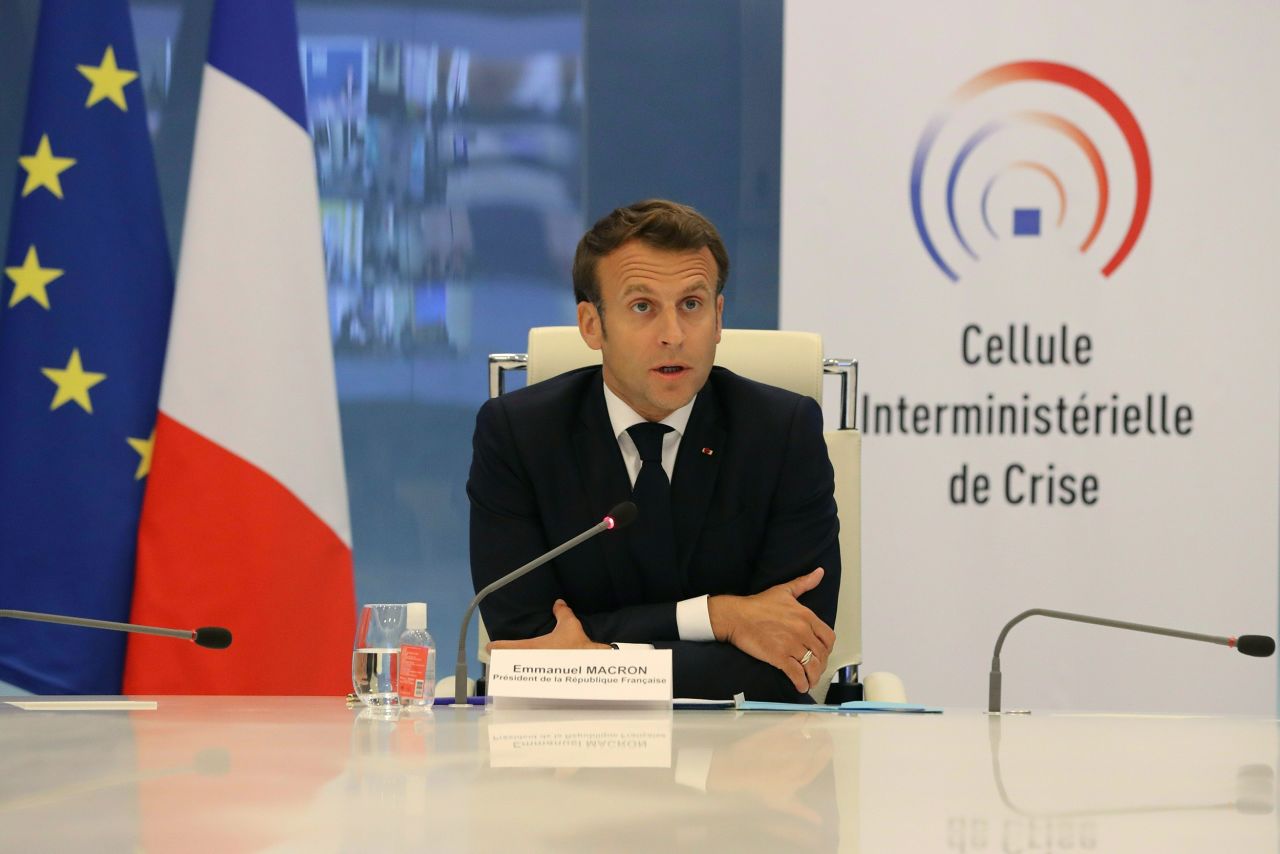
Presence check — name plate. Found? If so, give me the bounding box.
[487,649,672,709]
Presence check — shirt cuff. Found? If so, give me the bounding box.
[676,595,715,642]
[610,642,654,650]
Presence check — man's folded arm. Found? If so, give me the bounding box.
[654,641,815,703]
[741,395,841,623]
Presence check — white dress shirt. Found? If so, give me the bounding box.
[601,381,716,643]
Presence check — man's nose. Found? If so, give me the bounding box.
[657,305,684,346]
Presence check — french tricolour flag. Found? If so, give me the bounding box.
[124,1,355,694]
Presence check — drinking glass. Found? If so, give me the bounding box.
[351,603,406,709]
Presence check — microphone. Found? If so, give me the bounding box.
[453,501,637,704]
[1236,635,1275,657]
[988,608,1274,713]
[0,608,233,649]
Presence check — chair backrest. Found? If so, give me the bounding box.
[489,326,862,700]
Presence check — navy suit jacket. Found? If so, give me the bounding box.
[467,365,841,701]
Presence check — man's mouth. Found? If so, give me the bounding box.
[654,365,688,375]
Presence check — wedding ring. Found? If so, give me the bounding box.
[799,649,815,666]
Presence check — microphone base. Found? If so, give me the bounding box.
[822,680,863,705]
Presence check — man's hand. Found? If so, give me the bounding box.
[486,599,611,651]
[708,567,836,693]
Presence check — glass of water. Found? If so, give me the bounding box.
[352,603,406,710]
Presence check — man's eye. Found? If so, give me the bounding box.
[631,301,650,313]
[682,299,701,310]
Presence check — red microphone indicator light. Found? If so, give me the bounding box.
[603,501,637,531]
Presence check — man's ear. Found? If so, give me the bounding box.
[714,293,724,343]
[578,301,604,351]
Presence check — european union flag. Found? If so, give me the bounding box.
[0,0,172,693]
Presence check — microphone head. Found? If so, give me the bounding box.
[604,501,638,530]
[1235,635,1275,657]
[193,626,233,649]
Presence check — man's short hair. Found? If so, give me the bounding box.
[572,199,730,308]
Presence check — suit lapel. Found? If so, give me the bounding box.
[571,371,642,605]
[672,380,725,587]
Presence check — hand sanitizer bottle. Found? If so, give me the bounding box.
[397,602,436,709]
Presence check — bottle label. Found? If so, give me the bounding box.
[398,644,429,699]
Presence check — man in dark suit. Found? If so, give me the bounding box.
[467,199,839,701]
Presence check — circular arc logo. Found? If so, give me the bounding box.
[909,61,1152,282]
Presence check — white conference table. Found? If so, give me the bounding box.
[0,696,1276,852]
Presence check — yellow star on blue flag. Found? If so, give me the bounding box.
[4,245,64,309]
[18,134,76,199]
[77,45,139,111]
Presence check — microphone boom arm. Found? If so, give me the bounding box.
[453,517,613,705]
[1,609,192,641]
[989,608,1269,713]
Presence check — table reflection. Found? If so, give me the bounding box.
[2,699,1276,852]
[327,706,847,852]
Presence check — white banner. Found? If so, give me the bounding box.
[782,1,1280,713]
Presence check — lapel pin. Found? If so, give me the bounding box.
[701,447,715,456]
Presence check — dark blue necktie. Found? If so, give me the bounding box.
[627,422,677,591]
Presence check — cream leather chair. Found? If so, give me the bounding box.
[476,326,905,704]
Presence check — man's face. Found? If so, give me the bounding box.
[577,240,724,422]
